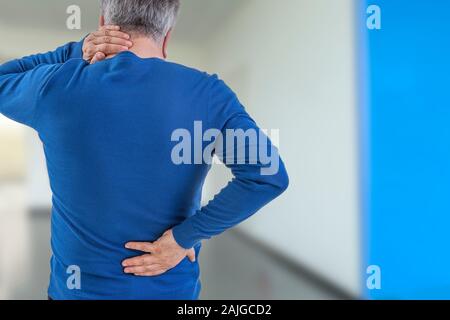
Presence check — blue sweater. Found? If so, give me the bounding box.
[0,41,289,300]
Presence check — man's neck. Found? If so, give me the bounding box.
[107,36,164,60]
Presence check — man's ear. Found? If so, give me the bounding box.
[162,29,172,59]
[99,15,105,28]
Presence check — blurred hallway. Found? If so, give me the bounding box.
[0,183,341,300]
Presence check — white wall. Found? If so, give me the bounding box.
[198,0,361,296]
[0,118,25,181]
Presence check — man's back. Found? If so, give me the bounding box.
[36,52,246,299]
[41,52,218,299]
[1,43,288,300]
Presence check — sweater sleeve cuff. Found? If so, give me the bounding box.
[68,37,87,60]
[172,218,202,249]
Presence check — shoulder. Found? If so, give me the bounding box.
[161,60,209,82]
[41,58,88,81]
[160,60,226,88]
[58,58,89,72]
[44,58,88,83]
[163,62,239,105]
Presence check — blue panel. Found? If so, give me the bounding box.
[362,0,450,299]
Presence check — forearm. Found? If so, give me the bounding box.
[0,40,83,76]
[172,163,289,249]
[172,111,289,249]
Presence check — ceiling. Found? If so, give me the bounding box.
[0,0,243,44]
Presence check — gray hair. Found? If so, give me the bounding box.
[100,0,180,43]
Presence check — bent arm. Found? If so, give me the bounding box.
[173,116,289,249]
[172,78,289,249]
[0,40,83,76]
[0,64,62,128]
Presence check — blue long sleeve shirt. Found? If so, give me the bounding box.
[0,41,289,300]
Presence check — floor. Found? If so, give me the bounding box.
[0,183,339,300]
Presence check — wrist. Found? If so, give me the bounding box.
[172,220,199,250]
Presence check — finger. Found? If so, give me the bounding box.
[125,242,157,253]
[99,25,121,32]
[125,264,163,274]
[122,257,146,267]
[134,270,167,277]
[187,249,196,263]
[95,44,129,56]
[93,30,130,40]
[92,36,133,48]
[124,266,147,274]
[90,52,106,64]
[122,254,157,267]
[84,33,95,43]
[84,43,128,59]
[124,265,161,274]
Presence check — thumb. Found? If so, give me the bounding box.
[90,52,106,64]
[187,248,196,263]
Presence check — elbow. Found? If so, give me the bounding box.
[260,157,289,197]
[273,167,290,196]
[274,156,289,195]
[260,162,289,198]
